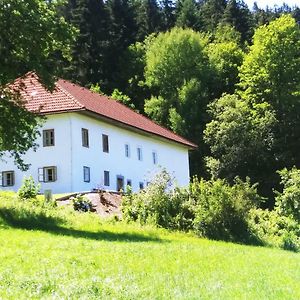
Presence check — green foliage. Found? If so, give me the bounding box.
[71,194,92,212]
[191,177,261,242]
[204,94,277,184]
[122,169,194,230]
[248,208,300,252]
[0,0,75,169]
[17,176,40,200]
[111,89,135,110]
[275,167,300,222]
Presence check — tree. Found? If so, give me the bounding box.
[238,15,300,171]
[144,28,214,175]
[206,25,244,95]
[204,94,277,192]
[134,0,162,41]
[0,0,75,169]
[200,0,227,32]
[175,0,201,31]
[221,0,253,43]
[62,0,111,88]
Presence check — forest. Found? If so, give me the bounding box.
[1,0,300,206]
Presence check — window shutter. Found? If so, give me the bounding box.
[53,167,57,181]
[38,168,44,182]
[0,172,3,187]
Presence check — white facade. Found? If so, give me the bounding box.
[0,112,191,194]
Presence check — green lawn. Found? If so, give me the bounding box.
[0,193,299,299]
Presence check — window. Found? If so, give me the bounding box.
[82,128,89,147]
[104,170,110,186]
[139,182,144,190]
[38,166,57,182]
[83,166,90,182]
[116,175,124,192]
[152,151,158,165]
[102,134,109,153]
[125,144,130,157]
[126,179,132,187]
[43,129,55,147]
[137,147,142,161]
[1,171,15,187]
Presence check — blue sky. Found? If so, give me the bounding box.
[244,0,299,9]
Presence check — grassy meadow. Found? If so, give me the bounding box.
[0,192,299,299]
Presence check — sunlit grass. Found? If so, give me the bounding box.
[0,191,299,299]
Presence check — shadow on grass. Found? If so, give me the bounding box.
[0,208,164,243]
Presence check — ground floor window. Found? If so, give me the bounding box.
[126,179,132,187]
[104,170,110,186]
[83,166,90,182]
[38,166,57,182]
[139,182,144,190]
[1,171,15,187]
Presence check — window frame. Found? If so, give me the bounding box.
[82,128,89,148]
[43,129,55,147]
[126,179,132,187]
[38,166,57,183]
[104,170,110,186]
[139,182,144,190]
[125,144,130,158]
[83,166,90,183]
[152,151,158,165]
[116,175,124,192]
[1,171,15,187]
[137,147,143,161]
[102,134,109,153]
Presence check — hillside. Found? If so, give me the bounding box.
[0,192,299,299]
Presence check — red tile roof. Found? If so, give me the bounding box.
[12,72,197,149]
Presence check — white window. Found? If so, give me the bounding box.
[125,144,130,157]
[137,147,142,161]
[104,170,110,186]
[0,171,15,187]
[83,166,90,182]
[43,129,55,147]
[82,128,89,147]
[152,151,158,164]
[38,166,57,182]
[102,134,109,153]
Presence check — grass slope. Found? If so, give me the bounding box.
[0,193,299,299]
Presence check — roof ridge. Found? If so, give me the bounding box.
[56,80,85,109]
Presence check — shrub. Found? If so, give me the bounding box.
[122,170,194,230]
[191,177,262,242]
[275,167,300,222]
[71,194,92,212]
[18,176,40,200]
[248,208,300,252]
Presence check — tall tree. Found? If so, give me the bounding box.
[62,0,111,89]
[221,0,253,42]
[144,28,214,175]
[200,0,227,32]
[175,0,201,31]
[134,0,162,41]
[0,0,75,169]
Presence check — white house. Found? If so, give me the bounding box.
[0,72,197,194]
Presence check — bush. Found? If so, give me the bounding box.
[122,170,194,230]
[71,194,92,212]
[275,167,300,222]
[248,208,300,252]
[18,176,40,200]
[191,177,262,242]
